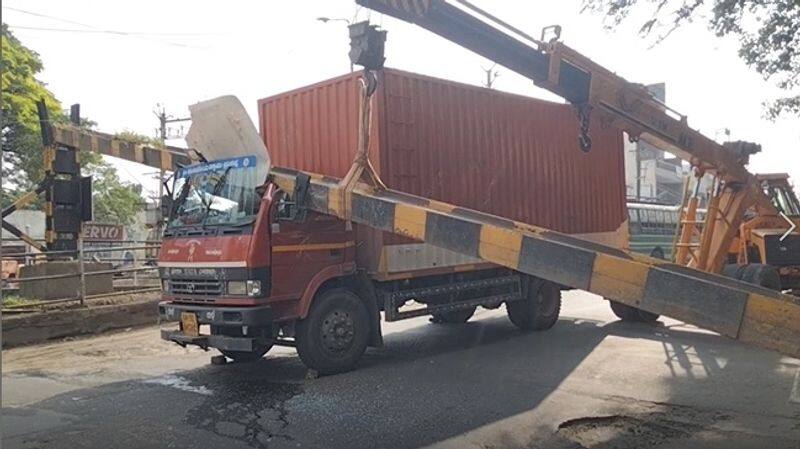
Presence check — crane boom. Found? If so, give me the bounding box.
[355,0,779,274]
[355,0,754,183]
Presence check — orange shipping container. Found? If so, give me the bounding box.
[259,69,627,277]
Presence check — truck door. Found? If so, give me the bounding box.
[270,211,354,302]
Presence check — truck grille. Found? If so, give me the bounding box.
[168,279,223,296]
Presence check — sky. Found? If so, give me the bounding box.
[4,0,798,198]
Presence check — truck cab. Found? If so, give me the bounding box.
[158,156,364,365]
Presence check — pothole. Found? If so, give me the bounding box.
[557,415,692,449]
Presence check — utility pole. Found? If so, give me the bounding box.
[482,64,499,89]
[316,17,354,72]
[155,106,167,239]
[635,142,642,201]
[153,105,190,238]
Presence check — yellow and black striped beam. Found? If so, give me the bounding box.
[270,166,800,358]
[1,220,47,253]
[51,125,193,171]
[1,179,51,219]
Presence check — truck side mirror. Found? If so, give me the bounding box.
[275,196,298,222]
[275,173,311,222]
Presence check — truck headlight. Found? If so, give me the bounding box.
[227,281,247,295]
[246,280,262,296]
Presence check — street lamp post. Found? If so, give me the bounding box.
[316,17,354,72]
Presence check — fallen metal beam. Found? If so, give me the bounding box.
[270,167,800,358]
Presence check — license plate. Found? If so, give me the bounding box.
[180,312,199,337]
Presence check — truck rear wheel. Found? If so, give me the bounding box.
[296,288,370,375]
[506,281,561,331]
[608,301,660,323]
[723,263,781,290]
[741,263,781,290]
[722,263,747,281]
[431,306,477,324]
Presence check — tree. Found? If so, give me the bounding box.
[1,24,143,225]
[581,0,800,119]
[84,156,144,226]
[1,23,62,200]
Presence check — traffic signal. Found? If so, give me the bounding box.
[45,143,92,252]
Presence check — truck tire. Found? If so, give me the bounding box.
[431,306,477,324]
[506,281,561,331]
[296,288,370,375]
[649,246,666,260]
[220,347,271,363]
[741,263,781,290]
[722,263,747,281]
[608,301,660,323]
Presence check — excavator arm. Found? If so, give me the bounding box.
[355,0,779,273]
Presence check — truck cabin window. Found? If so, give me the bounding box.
[168,156,259,229]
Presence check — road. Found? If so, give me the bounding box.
[3,291,800,449]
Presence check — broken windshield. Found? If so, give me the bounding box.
[167,155,260,229]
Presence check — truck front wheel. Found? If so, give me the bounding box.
[296,288,370,375]
[506,281,561,331]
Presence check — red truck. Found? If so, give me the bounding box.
[159,69,627,374]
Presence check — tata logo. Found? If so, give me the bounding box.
[185,239,202,262]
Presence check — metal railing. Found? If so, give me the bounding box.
[1,240,162,310]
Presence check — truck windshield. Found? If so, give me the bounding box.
[168,155,260,229]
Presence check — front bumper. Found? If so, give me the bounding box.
[160,329,269,352]
[159,301,272,326]
[159,301,273,351]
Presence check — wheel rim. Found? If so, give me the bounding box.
[320,309,356,354]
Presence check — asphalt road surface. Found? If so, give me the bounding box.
[3,291,800,449]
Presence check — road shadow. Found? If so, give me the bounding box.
[4,309,798,449]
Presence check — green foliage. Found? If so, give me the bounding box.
[115,130,164,149]
[1,23,63,196]
[83,152,144,225]
[581,0,800,119]
[2,295,40,308]
[1,24,143,225]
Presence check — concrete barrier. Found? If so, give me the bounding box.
[19,261,115,300]
[2,298,159,348]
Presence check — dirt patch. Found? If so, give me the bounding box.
[2,294,161,348]
[557,414,696,448]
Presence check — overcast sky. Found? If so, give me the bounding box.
[4,0,798,198]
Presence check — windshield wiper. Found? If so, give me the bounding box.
[192,148,209,163]
[168,180,192,224]
[200,167,232,227]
